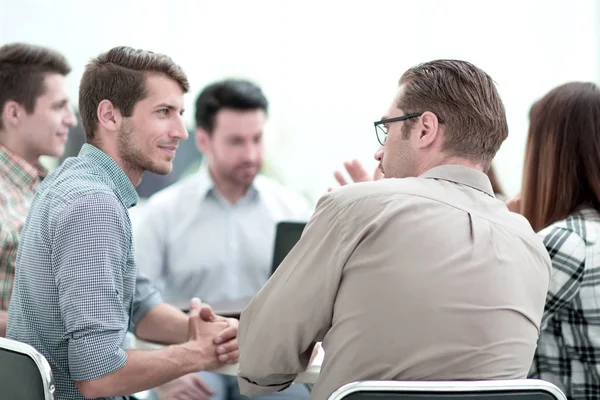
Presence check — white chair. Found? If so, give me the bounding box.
[328,379,567,400]
[0,336,55,399]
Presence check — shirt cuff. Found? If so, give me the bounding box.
[237,376,294,397]
[68,330,128,381]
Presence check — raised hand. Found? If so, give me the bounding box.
[330,159,384,191]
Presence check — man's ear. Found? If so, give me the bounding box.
[195,128,211,154]
[2,100,26,129]
[416,111,441,149]
[97,99,122,133]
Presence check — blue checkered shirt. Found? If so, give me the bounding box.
[6,144,163,400]
[529,207,600,399]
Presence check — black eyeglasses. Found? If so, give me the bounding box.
[374,112,445,146]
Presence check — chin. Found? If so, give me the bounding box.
[148,162,173,176]
[237,176,256,188]
[44,147,66,158]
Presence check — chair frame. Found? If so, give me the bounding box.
[0,336,55,400]
[328,379,567,400]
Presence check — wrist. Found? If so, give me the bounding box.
[172,342,208,373]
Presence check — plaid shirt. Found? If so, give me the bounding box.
[6,144,162,400]
[0,144,45,310]
[529,207,600,399]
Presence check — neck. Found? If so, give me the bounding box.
[416,155,484,176]
[208,166,250,204]
[0,132,40,167]
[89,139,143,187]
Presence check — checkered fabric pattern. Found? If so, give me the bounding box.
[6,144,162,400]
[0,144,45,310]
[529,207,600,400]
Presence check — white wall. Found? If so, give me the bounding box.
[2,0,599,202]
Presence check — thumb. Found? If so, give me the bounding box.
[200,305,217,322]
[374,167,384,180]
[189,297,202,318]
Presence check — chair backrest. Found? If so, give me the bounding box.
[328,380,567,400]
[0,336,55,400]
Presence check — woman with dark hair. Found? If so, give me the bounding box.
[515,82,600,400]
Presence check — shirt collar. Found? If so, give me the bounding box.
[0,143,47,188]
[419,165,495,197]
[78,143,139,208]
[195,162,259,203]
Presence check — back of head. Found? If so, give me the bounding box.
[78,46,189,142]
[521,82,600,231]
[398,59,508,170]
[0,43,71,131]
[194,79,268,134]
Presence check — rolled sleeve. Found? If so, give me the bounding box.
[52,193,133,381]
[68,329,128,381]
[130,272,163,332]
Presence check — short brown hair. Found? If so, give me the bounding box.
[398,59,508,170]
[79,46,189,142]
[0,43,71,131]
[521,82,600,232]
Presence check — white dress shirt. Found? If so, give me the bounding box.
[133,166,312,305]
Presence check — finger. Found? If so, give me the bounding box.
[199,305,217,322]
[192,375,216,396]
[334,170,348,186]
[219,349,240,363]
[188,297,202,319]
[347,159,371,182]
[180,391,207,400]
[214,325,238,344]
[216,338,238,356]
[174,392,199,400]
[210,314,231,324]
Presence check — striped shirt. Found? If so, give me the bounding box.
[0,144,45,310]
[530,207,600,400]
[6,143,162,400]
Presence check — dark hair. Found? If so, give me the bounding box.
[521,82,600,231]
[398,59,508,170]
[79,46,189,142]
[0,43,71,130]
[195,79,268,134]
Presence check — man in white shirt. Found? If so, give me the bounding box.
[135,79,311,400]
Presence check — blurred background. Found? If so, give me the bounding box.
[1,0,599,203]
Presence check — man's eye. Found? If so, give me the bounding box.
[159,109,169,115]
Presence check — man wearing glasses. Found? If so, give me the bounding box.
[236,59,552,400]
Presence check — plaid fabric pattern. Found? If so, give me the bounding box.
[0,144,45,310]
[6,144,162,400]
[529,207,600,400]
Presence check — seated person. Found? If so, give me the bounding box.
[135,79,311,400]
[6,46,239,400]
[236,59,552,400]
[508,82,600,400]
